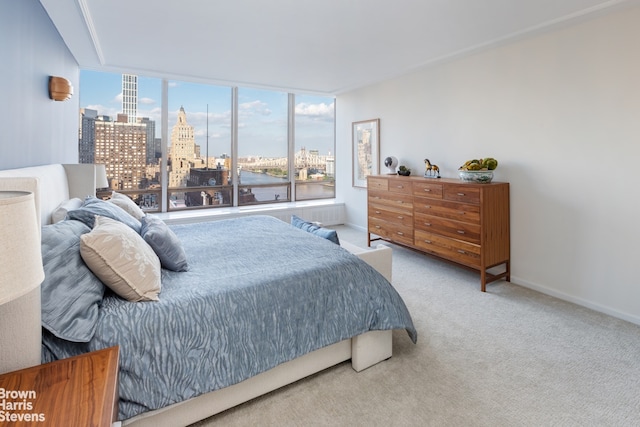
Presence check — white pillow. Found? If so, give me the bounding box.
[108,191,145,220]
[80,215,161,302]
[51,198,83,223]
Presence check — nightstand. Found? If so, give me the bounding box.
[0,346,119,427]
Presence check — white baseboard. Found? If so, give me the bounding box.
[511,275,640,326]
[344,222,368,233]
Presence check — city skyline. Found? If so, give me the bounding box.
[79,70,335,159]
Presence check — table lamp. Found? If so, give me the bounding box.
[0,191,44,374]
[95,164,109,190]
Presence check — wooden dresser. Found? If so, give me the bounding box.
[367,175,510,291]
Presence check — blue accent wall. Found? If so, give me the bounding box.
[0,0,79,170]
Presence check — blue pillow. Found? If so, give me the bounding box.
[291,215,340,245]
[40,220,105,342]
[140,215,189,272]
[67,196,142,233]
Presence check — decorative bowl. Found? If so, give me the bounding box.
[458,170,493,183]
[397,170,411,176]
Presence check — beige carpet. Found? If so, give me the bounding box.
[192,225,640,427]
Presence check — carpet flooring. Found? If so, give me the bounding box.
[192,225,640,427]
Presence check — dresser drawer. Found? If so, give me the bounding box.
[414,212,481,244]
[443,184,480,204]
[368,177,389,191]
[414,230,480,267]
[387,179,413,195]
[369,190,413,213]
[369,218,414,246]
[414,197,480,223]
[369,204,413,227]
[413,181,443,199]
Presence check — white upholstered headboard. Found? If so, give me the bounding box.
[0,164,97,226]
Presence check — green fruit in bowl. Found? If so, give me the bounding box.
[483,158,498,170]
[459,157,498,171]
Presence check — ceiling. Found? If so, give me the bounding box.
[40,0,636,95]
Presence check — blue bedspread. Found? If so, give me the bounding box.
[42,215,416,420]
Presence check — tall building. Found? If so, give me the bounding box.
[169,106,202,188]
[122,74,137,124]
[138,117,157,164]
[79,108,98,164]
[124,74,160,165]
[94,114,148,190]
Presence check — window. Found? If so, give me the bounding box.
[294,95,335,200]
[79,71,335,211]
[79,71,161,211]
[237,88,289,205]
[166,81,232,210]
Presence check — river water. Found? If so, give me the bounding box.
[240,170,334,201]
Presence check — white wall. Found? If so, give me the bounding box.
[336,5,640,324]
[0,0,79,170]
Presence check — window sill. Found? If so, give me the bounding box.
[154,199,345,226]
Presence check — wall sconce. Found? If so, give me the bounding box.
[49,76,73,101]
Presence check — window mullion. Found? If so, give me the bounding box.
[161,78,169,212]
[231,86,239,207]
[288,93,295,201]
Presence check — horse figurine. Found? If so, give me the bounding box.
[424,159,441,178]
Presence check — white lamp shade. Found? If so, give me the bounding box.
[95,164,109,189]
[0,191,44,305]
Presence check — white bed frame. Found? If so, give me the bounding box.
[0,164,395,427]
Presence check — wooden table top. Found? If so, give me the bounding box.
[0,346,119,427]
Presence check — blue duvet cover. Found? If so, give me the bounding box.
[42,215,416,420]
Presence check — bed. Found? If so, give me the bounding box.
[0,164,417,426]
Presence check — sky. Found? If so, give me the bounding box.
[80,70,335,158]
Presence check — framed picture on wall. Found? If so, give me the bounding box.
[352,119,380,188]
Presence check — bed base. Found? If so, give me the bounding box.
[124,330,391,427]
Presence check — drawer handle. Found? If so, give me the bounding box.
[375,225,381,229]
[374,196,380,199]
[457,230,465,234]
[397,232,404,236]
[397,216,404,220]
[424,222,431,227]
[396,185,404,189]
[457,192,465,196]
[397,201,403,204]
[423,240,432,244]
[457,250,466,254]
[458,211,465,215]
[375,210,381,214]
[424,205,431,209]
[423,188,431,192]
